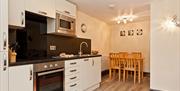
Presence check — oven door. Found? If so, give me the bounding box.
[35,68,64,91]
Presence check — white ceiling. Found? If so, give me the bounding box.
[68,0,150,24]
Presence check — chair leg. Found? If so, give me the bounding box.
[119,69,121,81]
[134,70,136,84]
[123,69,126,82]
[109,69,112,79]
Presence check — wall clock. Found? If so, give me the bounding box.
[81,23,87,33]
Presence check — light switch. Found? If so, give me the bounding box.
[50,45,56,51]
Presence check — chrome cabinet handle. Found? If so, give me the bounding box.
[38,11,47,15]
[70,76,77,80]
[29,68,33,80]
[84,59,89,61]
[64,10,70,14]
[70,69,77,72]
[70,83,77,87]
[3,53,7,71]
[70,62,77,65]
[21,12,24,25]
[3,32,7,50]
[92,59,94,66]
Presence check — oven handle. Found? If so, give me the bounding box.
[37,68,64,76]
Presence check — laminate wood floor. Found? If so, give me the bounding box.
[95,74,150,91]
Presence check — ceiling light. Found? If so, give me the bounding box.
[115,15,137,24]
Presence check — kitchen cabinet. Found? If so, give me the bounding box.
[25,0,55,18]
[9,65,33,91]
[0,0,8,91]
[65,59,80,91]
[0,52,9,91]
[55,0,77,18]
[0,0,8,52]
[80,57,101,90]
[9,0,25,27]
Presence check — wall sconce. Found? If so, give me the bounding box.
[172,15,180,27]
[162,15,180,30]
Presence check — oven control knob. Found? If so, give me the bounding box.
[44,65,48,69]
[50,64,53,68]
[55,64,58,67]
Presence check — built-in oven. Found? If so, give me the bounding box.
[56,13,76,36]
[34,61,64,91]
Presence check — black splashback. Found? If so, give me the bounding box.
[9,12,91,60]
[47,35,91,56]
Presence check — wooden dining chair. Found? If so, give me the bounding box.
[131,52,144,82]
[123,55,138,84]
[117,52,128,81]
[109,53,121,80]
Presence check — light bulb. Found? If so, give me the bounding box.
[129,18,133,22]
[123,19,127,24]
[117,20,121,24]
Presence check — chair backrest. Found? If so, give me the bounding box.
[131,52,142,58]
[123,58,138,70]
[109,53,120,68]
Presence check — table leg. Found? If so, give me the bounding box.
[138,61,141,83]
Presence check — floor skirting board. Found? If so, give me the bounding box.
[101,69,150,77]
[150,89,162,91]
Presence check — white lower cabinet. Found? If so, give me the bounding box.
[65,59,81,91]
[9,64,33,91]
[0,52,9,91]
[80,57,101,91]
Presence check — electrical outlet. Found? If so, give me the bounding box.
[50,45,56,51]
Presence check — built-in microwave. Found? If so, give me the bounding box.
[56,13,76,37]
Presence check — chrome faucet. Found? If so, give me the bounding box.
[79,41,88,56]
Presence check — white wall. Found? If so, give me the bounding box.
[150,0,180,90]
[76,11,111,71]
[110,20,150,72]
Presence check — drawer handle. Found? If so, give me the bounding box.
[39,11,47,15]
[3,32,7,50]
[70,69,77,72]
[21,12,24,25]
[70,83,77,87]
[3,53,7,71]
[64,10,70,14]
[70,62,77,65]
[84,59,89,61]
[70,76,77,80]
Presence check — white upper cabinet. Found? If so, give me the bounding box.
[55,0,77,18]
[9,65,33,91]
[0,0,8,52]
[8,0,25,27]
[25,0,55,18]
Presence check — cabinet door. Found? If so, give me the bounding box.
[79,58,93,90]
[25,0,55,18]
[0,0,8,52]
[55,0,76,18]
[9,0,25,27]
[0,52,9,91]
[92,57,101,84]
[9,65,33,91]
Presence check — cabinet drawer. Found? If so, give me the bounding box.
[65,66,79,76]
[65,81,80,91]
[65,60,79,68]
[65,73,79,84]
